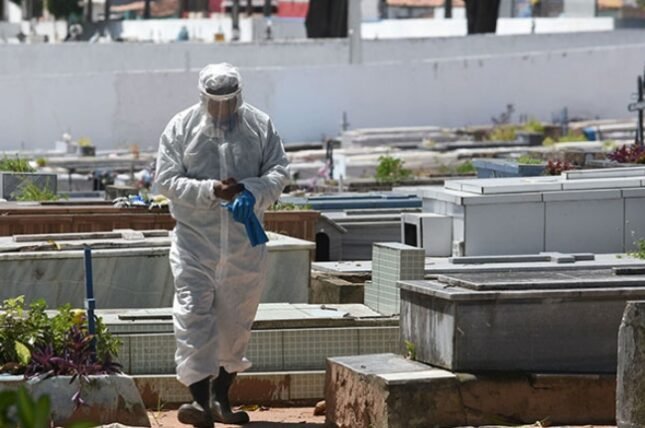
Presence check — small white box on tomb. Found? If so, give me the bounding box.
[401,213,452,257]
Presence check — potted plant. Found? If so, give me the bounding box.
[544,159,575,176]
[0,297,149,427]
[77,138,96,157]
[607,144,645,166]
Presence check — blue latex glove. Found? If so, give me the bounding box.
[244,215,269,247]
[224,190,269,247]
[227,190,255,223]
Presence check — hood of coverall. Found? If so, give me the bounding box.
[197,63,244,136]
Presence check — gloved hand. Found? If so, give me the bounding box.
[226,190,255,223]
[244,215,269,247]
[213,178,244,201]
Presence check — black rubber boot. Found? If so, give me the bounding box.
[178,377,214,428]
[211,367,250,425]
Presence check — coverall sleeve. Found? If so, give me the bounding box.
[154,117,220,209]
[240,119,290,212]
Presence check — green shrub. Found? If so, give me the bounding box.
[488,125,517,142]
[0,155,35,173]
[0,386,93,428]
[557,130,586,143]
[0,297,121,375]
[521,119,545,134]
[14,180,62,202]
[375,155,412,184]
[456,161,475,175]
[517,155,543,165]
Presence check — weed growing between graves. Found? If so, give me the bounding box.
[629,239,645,260]
[375,155,412,184]
[13,179,63,202]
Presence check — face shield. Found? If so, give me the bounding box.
[198,63,244,134]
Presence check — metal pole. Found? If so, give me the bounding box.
[143,0,151,19]
[232,0,240,40]
[262,0,272,39]
[104,0,110,24]
[348,0,362,65]
[445,0,452,18]
[246,0,252,15]
[83,246,97,356]
[86,0,93,23]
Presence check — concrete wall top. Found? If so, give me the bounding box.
[1,30,644,77]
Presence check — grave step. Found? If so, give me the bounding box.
[325,353,616,428]
[100,304,400,375]
[133,371,326,407]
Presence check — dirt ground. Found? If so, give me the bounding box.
[147,407,327,427]
[147,407,615,428]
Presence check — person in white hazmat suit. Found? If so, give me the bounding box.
[154,63,289,427]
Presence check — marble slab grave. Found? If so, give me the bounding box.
[399,267,645,372]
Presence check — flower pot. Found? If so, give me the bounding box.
[79,146,96,157]
[27,374,150,427]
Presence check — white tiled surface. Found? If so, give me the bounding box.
[116,336,131,373]
[245,330,283,372]
[358,327,400,355]
[129,334,176,375]
[364,280,379,314]
[120,326,400,374]
[372,244,424,315]
[545,199,625,253]
[283,328,359,370]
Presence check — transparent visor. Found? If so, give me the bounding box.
[199,88,243,131]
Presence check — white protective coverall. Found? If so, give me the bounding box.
[154,64,290,387]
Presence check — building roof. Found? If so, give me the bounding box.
[111,0,178,17]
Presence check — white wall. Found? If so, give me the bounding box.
[0,39,348,73]
[1,43,643,151]
[362,17,614,39]
[563,0,596,17]
[119,17,253,42]
[3,30,644,75]
[18,15,616,43]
